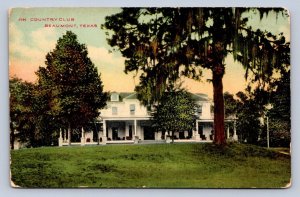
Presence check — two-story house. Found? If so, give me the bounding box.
[58,92,238,146]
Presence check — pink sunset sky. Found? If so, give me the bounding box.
[9,8,290,98]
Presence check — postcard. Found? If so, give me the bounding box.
[9,7,291,188]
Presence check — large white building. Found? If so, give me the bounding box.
[59,92,238,146]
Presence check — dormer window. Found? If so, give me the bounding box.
[130,104,135,115]
[197,105,202,116]
[111,93,119,101]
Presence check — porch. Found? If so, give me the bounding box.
[58,118,238,146]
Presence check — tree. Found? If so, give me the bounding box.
[224,91,262,144]
[224,92,238,118]
[10,77,35,149]
[10,78,63,148]
[267,69,290,147]
[152,89,198,143]
[244,41,290,147]
[36,31,108,144]
[32,84,61,146]
[235,91,262,144]
[103,8,289,146]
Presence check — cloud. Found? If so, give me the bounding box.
[87,46,125,71]
[86,46,137,91]
[9,24,135,91]
[9,24,58,82]
[9,23,248,95]
[31,28,57,50]
[9,23,22,47]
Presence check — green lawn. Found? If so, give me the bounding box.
[10,143,291,188]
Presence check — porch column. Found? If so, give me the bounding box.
[194,120,201,141]
[80,127,85,146]
[98,131,101,145]
[158,131,162,140]
[58,128,63,147]
[91,130,94,143]
[134,119,138,144]
[205,131,211,141]
[63,129,66,142]
[134,119,137,136]
[233,120,238,141]
[166,131,171,143]
[102,120,107,144]
[184,131,188,138]
[68,126,71,146]
[125,124,129,139]
[226,126,230,139]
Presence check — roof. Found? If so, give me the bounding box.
[109,92,209,102]
[109,92,136,102]
[191,93,209,102]
[123,93,138,100]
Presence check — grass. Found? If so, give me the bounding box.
[10,143,291,188]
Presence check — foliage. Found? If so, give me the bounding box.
[236,92,263,144]
[10,78,36,148]
[10,31,108,148]
[33,83,61,146]
[11,143,290,188]
[224,91,238,118]
[224,91,262,144]
[36,31,108,134]
[10,78,61,148]
[103,8,289,145]
[224,68,290,147]
[152,89,198,142]
[267,69,291,147]
[245,55,290,147]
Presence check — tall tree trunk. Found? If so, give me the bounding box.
[212,65,226,146]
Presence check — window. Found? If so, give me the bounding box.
[197,105,202,116]
[130,104,135,115]
[112,107,118,115]
[111,93,119,101]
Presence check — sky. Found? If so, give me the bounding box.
[9,8,290,98]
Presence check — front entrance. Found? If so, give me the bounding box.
[198,125,206,140]
[129,125,133,139]
[112,127,118,140]
[143,126,154,140]
[179,131,185,139]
